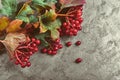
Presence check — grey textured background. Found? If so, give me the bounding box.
[0,0,120,80]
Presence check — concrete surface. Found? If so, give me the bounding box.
[0,0,120,80]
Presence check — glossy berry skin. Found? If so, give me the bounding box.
[75,58,82,63]
[66,42,72,47]
[75,41,81,46]
[41,48,47,53]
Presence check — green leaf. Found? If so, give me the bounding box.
[38,10,60,33]
[46,19,61,30]
[16,3,34,23]
[32,0,57,8]
[51,29,60,40]
[29,15,38,23]
[59,0,86,8]
[16,16,29,23]
[0,0,17,17]
[39,17,61,39]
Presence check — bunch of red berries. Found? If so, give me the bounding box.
[60,6,83,36]
[14,38,40,68]
[41,38,63,55]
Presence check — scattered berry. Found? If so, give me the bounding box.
[75,41,81,46]
[75,58,82,63]
[66,42,72,47]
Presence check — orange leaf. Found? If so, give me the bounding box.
[0,17,10,31]
[32,22,39,28]
[6,19,23,33]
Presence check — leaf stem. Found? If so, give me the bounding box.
[57,14,73,17]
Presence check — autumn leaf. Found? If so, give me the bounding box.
[6,19,23,33]
[16,1,34,23]
[0,0,17,17]
[0,33,26,58]
[0,17,10,31]
[32,22,39,28]
[59,0,86,8]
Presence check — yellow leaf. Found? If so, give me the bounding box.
[0,17,10,31]
[6,19,23,33]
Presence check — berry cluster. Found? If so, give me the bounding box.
[41,38,63,55]
[14,38,40,68]
[60,6,83,36]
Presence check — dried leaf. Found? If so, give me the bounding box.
[0,33,26,58]
[6,19,23,33]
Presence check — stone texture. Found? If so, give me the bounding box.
[0,0,120,80]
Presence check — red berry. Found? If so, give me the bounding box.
[75,58,82,63]
[41,48,47,53]
[47,50,52,55]
[27,62,31,67]
[32,43,37,47]
[24,58,28,62]
[35,40,41,45]
[29,52,33,55]
[15,61,19,65]
[66,42,72,47]
[21,64,26,68]
[52,51,57,55]
[58,44,63,49]
[54,47,58,51]
[55,39,60,43]
[75,41,81,46]
[34,47,38,52]
[32,38,36,42]
[63,22,67,26]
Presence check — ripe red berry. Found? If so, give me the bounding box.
[55,39,60,43]
[75,58,82,63]
[51,51,57,55]
[35,40,41,45]
[32,38,36,42]
[66,42,72,47]
[75,41,81,46]
[27,62,31,67]
[41,48,47,53]
[47,50,52,55]
[58,44,63,49]
[29,51,33,55]
[15,61,19,65]
[21,64,26,68]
